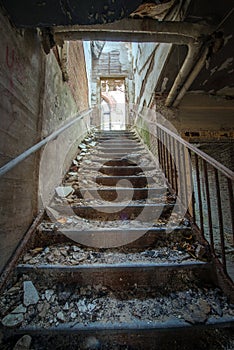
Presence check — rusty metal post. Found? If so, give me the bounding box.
[214,169,227,273]
[203,160,215,254]
[195,154,204,235]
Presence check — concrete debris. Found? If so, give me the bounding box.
[195,244,207,260]
[55,186,74,198]
[1,313,24,327]
[1,283,232,328]
[18,242,198,266]
[38,302,50,318]
[12,305,27,314]
[57,311,65,322]
[45,289,54,302]
[23,281,39,307]
[79,143,87,150]
[83,336,101,350]
[76,299,87,313]
[72,159,78,166]
[13,335,32,350]
[182,299,211,324]
[63,302,70,311]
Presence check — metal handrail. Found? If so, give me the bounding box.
[135,110,234,281]
[137,112,234,181]
[0,108,92,177]
[157,123,234,181]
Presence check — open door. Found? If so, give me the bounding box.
[100,78,126,130]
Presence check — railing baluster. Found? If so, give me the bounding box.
[173,137,178,194]
[168,134,175,191]
[214,168,227,273]
[195,154,204,235]
[165,133,170,182]
[203,160,215,254]
[161,130,167,176]
[158,127,161,167]
[188,149,196,222]
[227,178,234,245]
[181,145,188,210]
[135,116,234,280]
[158,128,163,171]
[176,140,182,203]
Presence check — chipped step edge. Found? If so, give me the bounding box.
[3,317,234,335]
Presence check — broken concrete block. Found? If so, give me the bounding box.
[13,335,32,350]
[23,281,39,306]
[1,313,24,327]
[55,186,74,198]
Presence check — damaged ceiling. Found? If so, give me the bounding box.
[1,0,233,101]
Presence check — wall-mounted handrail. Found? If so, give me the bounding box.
[0,108,92,177]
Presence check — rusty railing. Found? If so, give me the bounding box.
[134,111,234,281]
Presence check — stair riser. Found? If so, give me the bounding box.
[97,167,155,176]
[75,188,166,201]
[98,140,141,145]
[96,137,139,142]
[92,153,148,159]
[3,327,234,350]
[35,228,192,249]
[90,159,141,166]
[95,176,153,187]
[72,204,174,220]
[96,147,144,153]
[16,263,213,290]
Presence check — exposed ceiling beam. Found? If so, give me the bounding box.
[53,18,215,45]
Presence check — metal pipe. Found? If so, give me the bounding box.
[173,46,209,107]
[165,44,202,106]
[0,109,92,177]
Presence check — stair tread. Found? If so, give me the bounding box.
[18,243,200,267]
[12,316,234,334]
[1,281,233,331]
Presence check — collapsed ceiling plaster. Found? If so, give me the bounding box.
[130,0,176,20]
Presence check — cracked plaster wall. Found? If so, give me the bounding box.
[0,9,89,272]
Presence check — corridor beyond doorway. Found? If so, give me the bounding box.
[101,78,126,130]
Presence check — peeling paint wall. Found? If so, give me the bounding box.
[132,42,172,109]
[83,41,92,107]
[0,11,43,272]
[0,9,89,272]
[39,45,90,209]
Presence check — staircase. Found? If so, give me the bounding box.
[0,130,233,349]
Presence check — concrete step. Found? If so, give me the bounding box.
[75,187,167,200]
[95,146,145,153]
[2,280,233,340]
[91,152,148,159]
[71,203,176,221]
[79,166,156,176]
[93,175,155,187]
[96,136,139,141]
[98,139,141,144]
[17,261,213,288]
